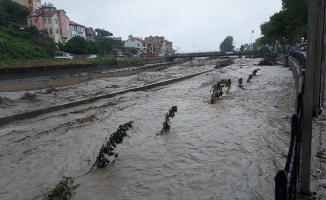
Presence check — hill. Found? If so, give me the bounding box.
[0,26,54,61]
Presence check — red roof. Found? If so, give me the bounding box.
[85,27,94,35]
[69,21,85,27]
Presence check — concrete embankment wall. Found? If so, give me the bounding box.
[0,64,174,92]
[279,54,304,94]
[0,69,214,126]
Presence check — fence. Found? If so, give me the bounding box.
[274,54,305,200]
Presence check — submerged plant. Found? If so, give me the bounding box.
[252,69,258,76]
[246,75,253,83]
[238,78,243,88]
[45,176,79,200]
[210,79,231,103]
[160,106,178,134]
[89,121,133,173]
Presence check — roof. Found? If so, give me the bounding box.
[112,37,122,40]
[85,27,94,35]
[27,9,65,18]
[69,21,85,27]
[125,37,145,43]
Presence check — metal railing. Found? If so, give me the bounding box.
[275,54,305,200]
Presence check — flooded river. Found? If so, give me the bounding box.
[0,58,296,199]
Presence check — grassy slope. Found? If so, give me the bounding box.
[0,26,46,60]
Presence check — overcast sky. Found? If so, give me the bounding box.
[49,0,282,52]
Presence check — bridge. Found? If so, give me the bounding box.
[167,50,260,59]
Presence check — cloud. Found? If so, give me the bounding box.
[50,0,282,51]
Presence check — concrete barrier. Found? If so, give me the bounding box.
[0,64,174,92]
[0,69,215,126]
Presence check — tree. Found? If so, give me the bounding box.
[0,0,30,25]
[219,36,234,52]
[95,36,113,56]
[259,0,307,46]
[86,40,99,54]
[95,28,113,37]
[63,36,88,55]
[240,45,246,52]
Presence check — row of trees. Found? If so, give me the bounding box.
[58,29,139,56]
[259,0,307,46]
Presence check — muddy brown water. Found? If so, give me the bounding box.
[0,58,295,199]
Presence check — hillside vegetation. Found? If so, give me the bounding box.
[0,26,51,60]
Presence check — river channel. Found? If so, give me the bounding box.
[0,58,295,199]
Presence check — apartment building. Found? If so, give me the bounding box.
[27,2,70,43]
[13,0,42,12]
[69,21,86,39]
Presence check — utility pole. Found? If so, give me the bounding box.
[300,0,325,196]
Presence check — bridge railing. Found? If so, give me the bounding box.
[172,50,259,57]
[275,54,305,200]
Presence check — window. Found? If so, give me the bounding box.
[29,19,32,25]
[56,29,59,34]
[48,18,51,24]
[43,18,46,24]
[54,19,58,24]
[49,28,52,34]
[60,29,62,34]
[138,43,139,47]
[34,19,37,22]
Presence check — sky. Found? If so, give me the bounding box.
[49,0,282,53]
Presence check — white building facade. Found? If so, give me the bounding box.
[123,36,147,55]
[69,21,86,39]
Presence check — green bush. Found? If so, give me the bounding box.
[259,46,270,54]
[86,57,118,66]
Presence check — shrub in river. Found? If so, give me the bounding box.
[45,176,79,200]
[88,121,133,173]
[210,79,231,103]
[21,92,37,101]
[246,75,253,83]
[238,78,243,88]
[160,106,178,134]
[252,69,258,76]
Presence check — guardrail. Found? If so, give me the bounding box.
[275,53,305,200]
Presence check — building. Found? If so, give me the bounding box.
[123,35,147,55]
[12,0,42,12]
[69,21,86,39]
[111,37,122,47]
[165,40,173,54]
[85,27,95,40]
[144,36,173,55]
[26,2,70,43]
